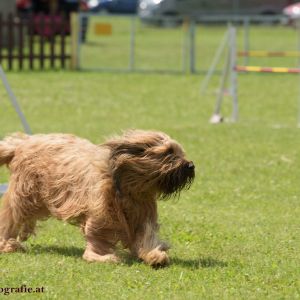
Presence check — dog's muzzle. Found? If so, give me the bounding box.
[186,161,195,170]
[185,161,195,177]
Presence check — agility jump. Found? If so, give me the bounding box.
[205,25,300,125]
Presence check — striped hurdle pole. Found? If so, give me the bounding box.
[210,25,300,126]
[238,51,300,57]
[234,66,300,74]
[234,65,300,126]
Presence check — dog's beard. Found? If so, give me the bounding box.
[158,164,195,199]
[112,162,194,200]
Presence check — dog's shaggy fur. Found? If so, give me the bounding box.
[0,130,194,266]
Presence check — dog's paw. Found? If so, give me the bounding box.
[83,249,120,263]
[0,239,25,253]
[159,241,170,252]
[144,247,170,267]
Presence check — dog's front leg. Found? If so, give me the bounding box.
[132,222,170,267]
[82,218,120,263]
[83,242,120,263]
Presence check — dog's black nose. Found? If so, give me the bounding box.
[187,161,195,170]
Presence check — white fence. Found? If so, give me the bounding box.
[74,13,289,73]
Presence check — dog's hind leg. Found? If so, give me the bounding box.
[18,219,37,242]
[0,195,25,253]
[82,218,120,263]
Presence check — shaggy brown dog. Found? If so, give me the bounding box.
[0,130,194,266]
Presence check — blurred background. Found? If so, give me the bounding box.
[0,0,299,73]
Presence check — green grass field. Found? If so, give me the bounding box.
[0,24,299,299]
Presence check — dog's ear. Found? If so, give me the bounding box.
[103,130,167,158]
[113,171,122,197]
[104,141,145,197]
[104,141,145,158]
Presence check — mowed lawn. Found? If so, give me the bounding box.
[0,25,299,299]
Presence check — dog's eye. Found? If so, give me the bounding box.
[166,148,174,155]
[135,148,145,155]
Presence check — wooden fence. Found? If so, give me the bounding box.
[0,13,71,70]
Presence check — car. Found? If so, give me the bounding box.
[283,2,300,19]
[88,0,138,14]
[138,0,298,24]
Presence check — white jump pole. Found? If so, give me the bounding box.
[297,19,300,127]
[210,45,231,123]
[229,25,238,122]
[210,24,239,124]
[200,29,230,95]
[0,65,32,134]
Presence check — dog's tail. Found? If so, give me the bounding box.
[0,133,29,166]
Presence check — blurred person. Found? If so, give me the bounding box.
[17,0,32,13]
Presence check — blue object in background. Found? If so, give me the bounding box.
[0,184,7,196]
[88,0,138,14]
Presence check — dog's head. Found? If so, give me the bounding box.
[103,130,195,199]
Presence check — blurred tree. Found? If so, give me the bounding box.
[0,0,16,15]
[0,1,17,48]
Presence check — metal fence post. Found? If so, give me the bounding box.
[129,16,136,71]
[189,20,196,74]
[182,18,189,73]
[243,17,250,66]
[70,12,79,70]
[77,13,83,70]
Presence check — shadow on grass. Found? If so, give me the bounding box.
[26,245,228,269]
[171,257,228,269]
[28,244,83,258]
[121,256,228,269]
